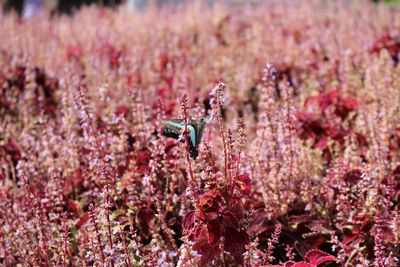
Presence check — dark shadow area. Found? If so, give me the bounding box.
[3,0,24,14]
[3,0,124,15]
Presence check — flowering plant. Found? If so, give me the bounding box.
[0,1,399,266]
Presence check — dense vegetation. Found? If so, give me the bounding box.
[0,1,399,266]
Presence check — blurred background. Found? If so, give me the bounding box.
[1,0,233,15]
[1,0,399,18]
[0,0,400,18]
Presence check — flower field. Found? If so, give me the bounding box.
[0,1,399,266]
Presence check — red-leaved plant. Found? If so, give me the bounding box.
[0,1,399,266]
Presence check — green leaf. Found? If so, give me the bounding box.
[110,209,126,221]
[70,225,78,253]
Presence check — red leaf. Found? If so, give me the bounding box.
[221,211,239,229]
[76,212,89,229]
[319,90,339,110]
[138,208,155,235]
[195,225,207,240]
[183,210,196,231]
[165,140,177,153]
[206,219,221,244]
[324,126,340,139]
[393,165,400,175]
[355,132,368,146]
[126,71,142,86]
[137,165,150,173]
[343,98,358,110]
[156,85,172,97]
[138,151,150,162]
[114,105,130,117]
[2,140,21,165]
[237,174,251,194]
[65,45,83,61]
[28,185,36,195]
[199,190,220,208]
[0,188,8,197]
[336,96,358,119]
[223,228,250,264]
[109,49,122,68]
[183,211,206,241]
[159,54,169,70]
[193,240,221,266]
[344,169,362,184]
[291,262,316,267]
[304,249,336,266]
[68,199,79,215]
[304,96,320,110]
[370,34,400,60]
[371,34,391,53]
[136,151,151,174]
[63,168,84,195]
[314,137,328,150]
[296,112,324,139]
[205,211,218,221]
